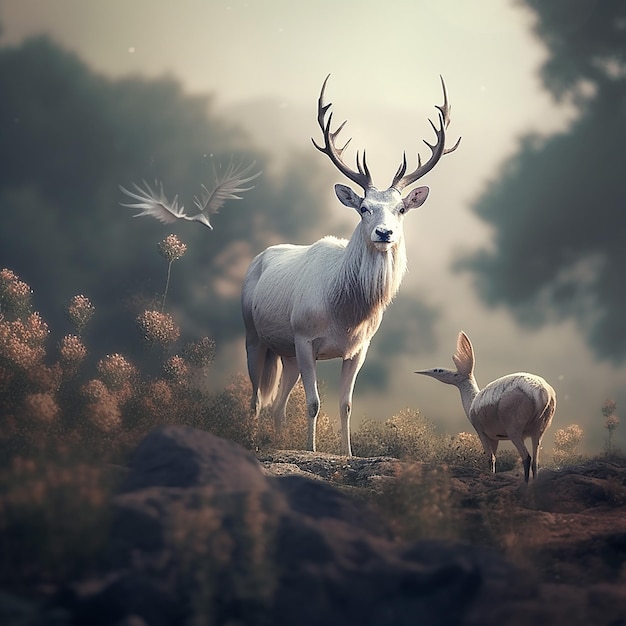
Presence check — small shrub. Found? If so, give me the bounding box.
[602,399,620,458]
[0,268,32,319]
[166,488,277,625]
[183,337,216,369]
[136,310,180,347]
[369,462,458,541]
[352,408,440,461]
[97,353,137,390]
[157,234,187,312]
[58,334,88,375]
[438,431,485,469]
[163,354,189,385]
[551,424,586,468]
[65,294,95,336]
[0,456,115,585]
[0,312,49,370]
[204,373,257,448]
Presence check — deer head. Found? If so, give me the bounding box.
[312,75,460,252]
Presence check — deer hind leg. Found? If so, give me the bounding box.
[272,357,300,443]
[245,337,265,419]
[530,433,543,480]
[509,436,532,482]
[530,399,555,479]
[339,349,369,457]
[294,336,320,452]
[500,390,533,482]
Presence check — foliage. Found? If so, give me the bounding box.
[551,423,586,467]
[0,35,333,367]
[157,233,187,312]
[0,456,115,585]
[352,408,438,460]
[369,462,458,541]
[458,0,626,362]
[352,409,517,472]
[601,399,620,458]
[0,264,610,603]
[0,266,229,589]
[165,488,278,625]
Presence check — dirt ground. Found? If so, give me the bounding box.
[260,451,626,625]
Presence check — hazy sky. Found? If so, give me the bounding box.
[1,0,623,453]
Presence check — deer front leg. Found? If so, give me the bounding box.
[339,348,368,457]
[294,336,320,452]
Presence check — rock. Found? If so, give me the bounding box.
[119,424,269,494]
[530,460,626,513]
[64,425,535,626]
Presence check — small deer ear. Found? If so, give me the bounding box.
[335,184,362,209]
[452,330,475,376]
[402,186,429,212]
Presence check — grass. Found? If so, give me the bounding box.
[0,263,620,620]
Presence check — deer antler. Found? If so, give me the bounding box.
[312,74,373,191]
[391,76,461,192]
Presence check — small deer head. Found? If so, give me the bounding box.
[312,75,460,253]
[415,330,476,386]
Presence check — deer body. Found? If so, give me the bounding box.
[248,236,399,361]
[415,332,556,482]
[243,76,459,456]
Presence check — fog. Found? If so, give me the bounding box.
[1,0,623,453]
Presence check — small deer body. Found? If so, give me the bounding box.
[242,76,460,456]
[415,332,556,481]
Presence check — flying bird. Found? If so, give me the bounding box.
[119,160,261,229]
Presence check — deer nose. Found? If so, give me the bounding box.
[375,227,393,241]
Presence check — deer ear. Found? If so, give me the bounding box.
[452,330,475,376]
[335,184,362,209]
[402,186,429,212]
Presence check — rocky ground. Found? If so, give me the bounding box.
[2,426,626,625]
[259,449,626,624]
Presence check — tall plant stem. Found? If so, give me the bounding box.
[161,261,173,313]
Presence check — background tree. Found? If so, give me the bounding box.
[457,0,626,362]
[0,35,332,365]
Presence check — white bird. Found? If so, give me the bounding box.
[415,331,556,482]
[119,160,261,229]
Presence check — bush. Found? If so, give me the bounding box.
[352,408,439,460]
[368,462,458,541]
[550,424,586,468]
[0,455,116,585]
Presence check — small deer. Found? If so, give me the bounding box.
[242,75,460,456]
[415,331,556,482]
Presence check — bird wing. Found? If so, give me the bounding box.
[192,160,261,216]
[119,180,187,224]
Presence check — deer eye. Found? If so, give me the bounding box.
[399,206,406,215]
[360,205,370,215]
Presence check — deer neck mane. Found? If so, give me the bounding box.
[329,223,407,325]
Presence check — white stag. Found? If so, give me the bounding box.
[415,331,556,482]
[242,75,460,456]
